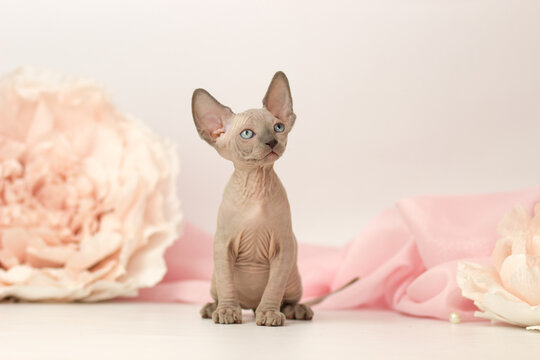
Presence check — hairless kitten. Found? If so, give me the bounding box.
[192,72,355,326]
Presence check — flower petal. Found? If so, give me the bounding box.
[499,254,540,306]
[66,232,122,272]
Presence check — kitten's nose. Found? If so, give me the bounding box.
[265,139,278,149]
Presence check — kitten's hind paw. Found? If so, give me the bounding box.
[200,302,217,319]
[281,303,314,320]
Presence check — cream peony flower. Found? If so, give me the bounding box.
[457,204,540,330]
[0,67,182,301]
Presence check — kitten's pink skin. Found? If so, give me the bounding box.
[192,72,313,326]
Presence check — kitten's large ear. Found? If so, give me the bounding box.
[192,89,234,145]
[263,71,296,128]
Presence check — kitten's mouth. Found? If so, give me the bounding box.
[264,151,279,159]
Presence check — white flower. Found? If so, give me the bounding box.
[457,204,540,330]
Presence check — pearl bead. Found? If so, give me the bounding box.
[449,312,461,324]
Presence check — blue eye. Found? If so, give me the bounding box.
[274,123,285,133]
[240,129,254,139]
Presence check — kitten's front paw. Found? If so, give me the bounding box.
[212,305,242,324]
[255,309,286,326]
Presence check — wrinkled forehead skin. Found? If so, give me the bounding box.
[216,108,289,165]
[227,109,277,137]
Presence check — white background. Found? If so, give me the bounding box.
[1,0,539,246]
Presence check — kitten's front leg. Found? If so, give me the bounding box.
[255,237,295,326]
[212,236,242,324]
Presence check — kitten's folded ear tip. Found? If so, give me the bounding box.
[274,71,287,79]
[192,88,202,104]
[192,88,208,99]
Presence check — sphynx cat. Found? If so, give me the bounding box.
[192,72,356,326]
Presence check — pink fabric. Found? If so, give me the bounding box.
[135,187,540,321]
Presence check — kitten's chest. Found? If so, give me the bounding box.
[218,174,292,270]
[231,222,278,271]
[225,201,288,271]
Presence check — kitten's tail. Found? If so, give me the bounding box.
[304,277,359,307]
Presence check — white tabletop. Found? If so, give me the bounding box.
[0,303,537,359]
